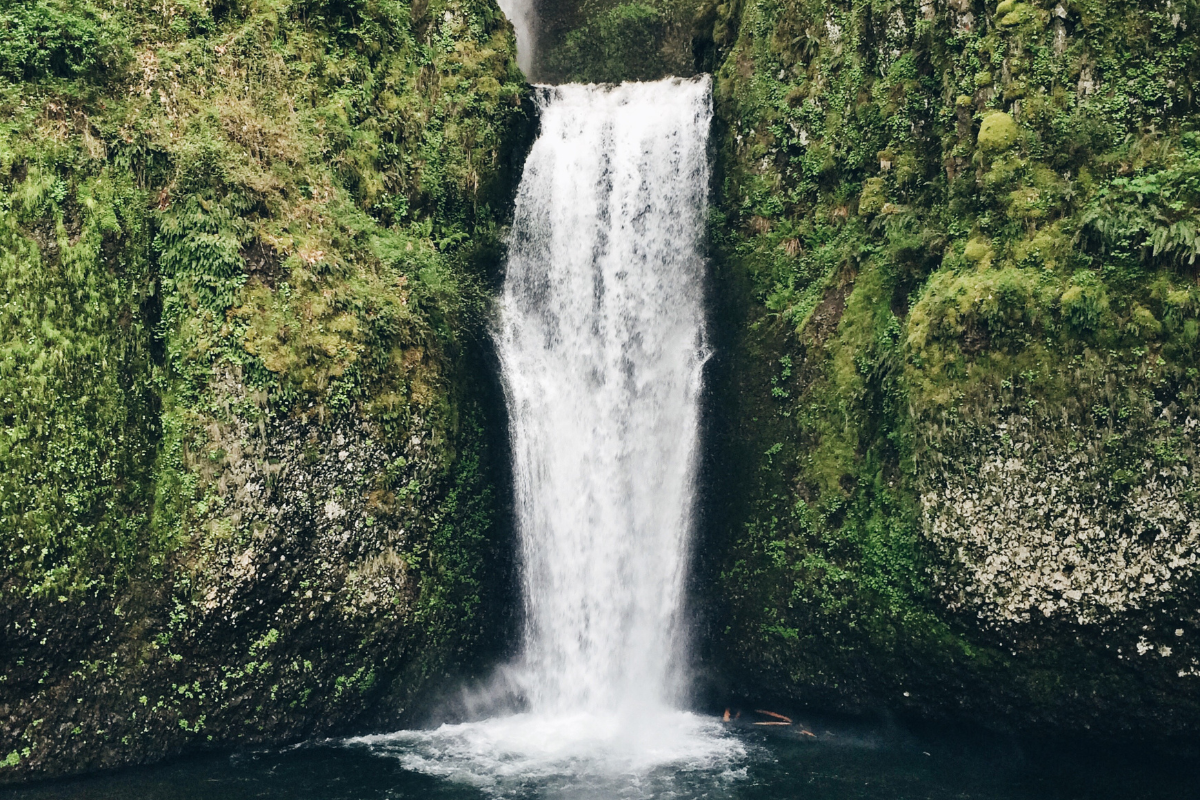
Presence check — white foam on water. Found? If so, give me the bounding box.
[348,710,746,797]
[348,77,738,796]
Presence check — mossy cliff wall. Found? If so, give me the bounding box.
[5,0,1200,783]
[696,0,1200,740]
[0,0,529,782]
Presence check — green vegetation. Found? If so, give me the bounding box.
[702,0,1200,734]
[1,0,528,782]
[976,110,1017,152]
[4,0,1200,778]
[1,0,526,599]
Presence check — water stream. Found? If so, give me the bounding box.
[341,76,743,797]
[500,77,710,719]
[496,0,535,75]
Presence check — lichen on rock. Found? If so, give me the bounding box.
[923,414,1200,627]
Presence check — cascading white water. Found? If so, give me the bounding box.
[347,77,745,795]
[499,77,712,717]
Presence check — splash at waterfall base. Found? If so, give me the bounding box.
[349,711,744,793]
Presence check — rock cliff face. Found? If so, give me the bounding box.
[696,0,1200,741]
[0,0,529,782]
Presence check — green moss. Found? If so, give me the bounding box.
[1,0,528,781]
[1129,303,1163,339]
[706,0,1200,735]
[858,177,885,215]
[0,0,528,599]
[0,159,158,596]
[963,237,993,267]
[977,111,1019,153]
[0,0,130,82]
[539,0,704,83]
[996,3,1034,28]
[1060,277,1110,335]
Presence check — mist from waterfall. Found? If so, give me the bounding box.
[347,77,744,795]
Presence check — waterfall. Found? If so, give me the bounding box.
[347,77,744,792]
[496,0,536,75]
[498,77,712,716]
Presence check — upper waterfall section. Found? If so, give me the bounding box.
[496,0,536,75]
[495,0,706,84]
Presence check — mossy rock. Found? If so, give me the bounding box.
[704,0,1200,744]
[963,237,994,268]
[537,0,705,83]
[996,1,1035,27]
[0,0,529,784]
[977,111,1019,153]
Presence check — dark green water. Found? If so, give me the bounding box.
[5,718,1195,800]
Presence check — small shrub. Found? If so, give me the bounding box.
[996,2,1034,28]
[0,0,128,82]
[859,177,886,215]
[1127,303,1163,339]
[1060,273,1110,334]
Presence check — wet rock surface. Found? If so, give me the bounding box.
[1,366,497,782]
